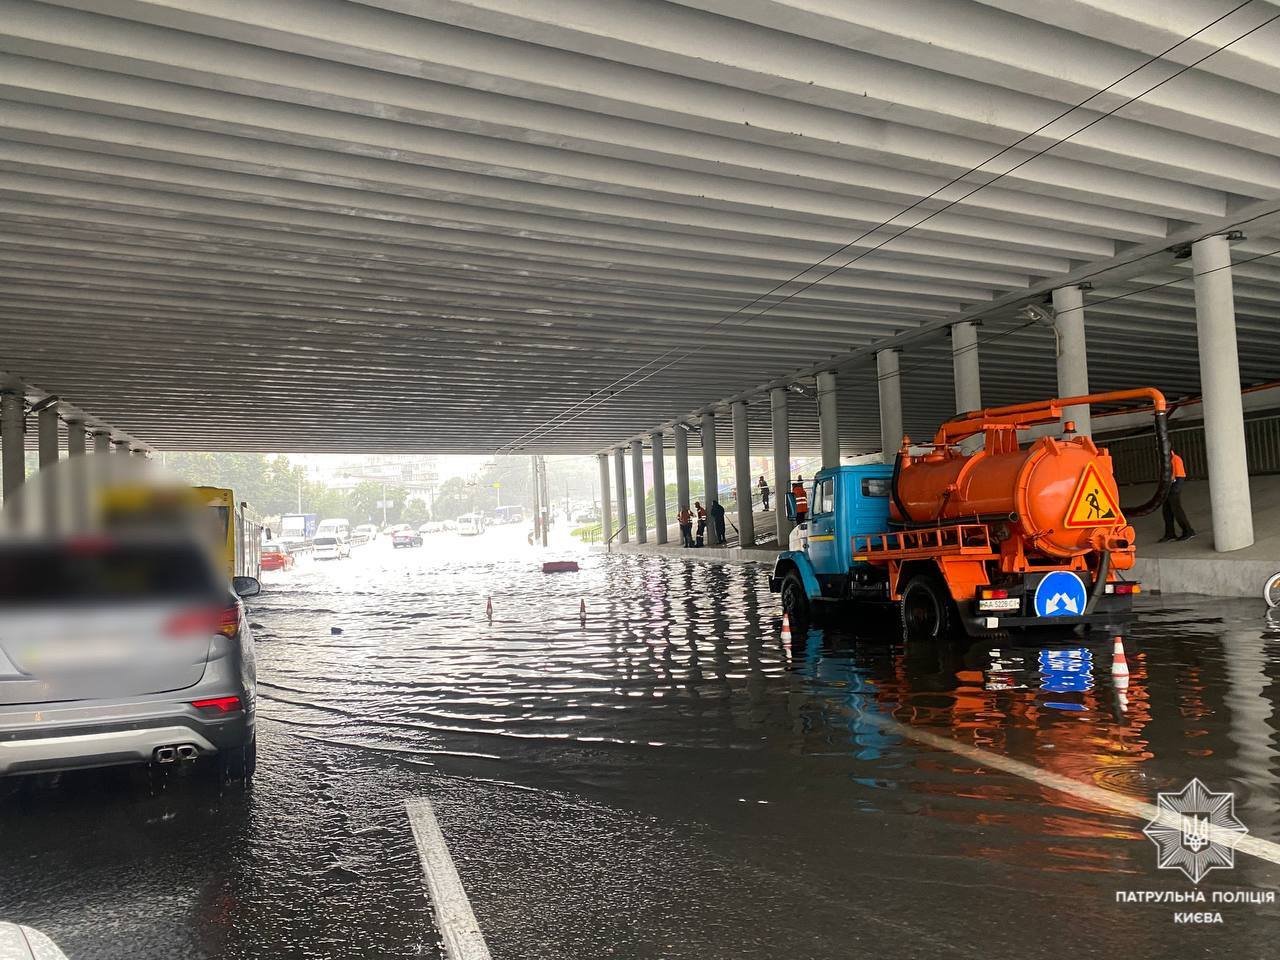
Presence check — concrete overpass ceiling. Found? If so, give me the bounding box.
[1,0,1279,453]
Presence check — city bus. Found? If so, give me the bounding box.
[195,486,263,581]
[492,505,525,524]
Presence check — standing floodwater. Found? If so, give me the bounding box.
[1,526,1276,959]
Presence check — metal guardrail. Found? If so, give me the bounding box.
[1106,412,1280,483]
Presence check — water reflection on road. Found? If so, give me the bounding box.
[1,526,1277,958]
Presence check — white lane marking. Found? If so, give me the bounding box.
[405,798,493,960]
[858,711,1280,870]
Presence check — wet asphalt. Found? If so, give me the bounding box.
[1,525,1277,958]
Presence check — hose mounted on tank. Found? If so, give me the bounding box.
[1118,408,1172,518]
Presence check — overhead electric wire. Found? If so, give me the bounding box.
[500,0,1275,452]
[886,243,1280,384]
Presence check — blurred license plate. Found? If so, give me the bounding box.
[979,598,1020,612]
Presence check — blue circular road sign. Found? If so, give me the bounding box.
[1034,571,1087,618]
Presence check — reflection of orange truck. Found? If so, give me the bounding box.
[861,388,1171,638]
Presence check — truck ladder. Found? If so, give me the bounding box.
[852,524,996,562]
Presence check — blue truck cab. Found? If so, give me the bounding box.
[769,465,895,617]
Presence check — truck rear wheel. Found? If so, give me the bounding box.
[781,570,812,626]
[900,574,952,642]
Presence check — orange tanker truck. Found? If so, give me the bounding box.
[771,388,1172,639]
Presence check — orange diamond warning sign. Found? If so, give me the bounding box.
[1065,463,1122,528]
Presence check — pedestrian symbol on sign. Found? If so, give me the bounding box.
[1064,463,1122,528]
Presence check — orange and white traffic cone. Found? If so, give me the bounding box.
[1112,635,1130,683]
[781,612,792,643]
[486,596,493,621]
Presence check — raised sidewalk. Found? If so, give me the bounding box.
[601,479,1279,599]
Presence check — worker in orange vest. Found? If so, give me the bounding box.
[1160,450,1196,542]
[677,504,694,547]
[791,476,809,525]
[694,501,707,547]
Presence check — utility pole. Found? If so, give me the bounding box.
[540,456,550,547]
[296,478,302,513]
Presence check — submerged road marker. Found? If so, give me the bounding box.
[405,798,493,960]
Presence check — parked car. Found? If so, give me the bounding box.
[313,535,350,560]
[392,529,424,549]
[260,541,294,572]
[0,534,260,782]
[354,523,379,543]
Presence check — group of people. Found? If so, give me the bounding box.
[674,474,813,547]
[677,500,725,547]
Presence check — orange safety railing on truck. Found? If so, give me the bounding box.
[852,523,997,562]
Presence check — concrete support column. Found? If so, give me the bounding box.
[1051,285,1091,436]
[67,421,87,458]
[92,430,111,455]
[771,387,792,545]
[597,453,613,546]
[650,431,667,544]
[1,391,25,506]
[37,406,59,470]
[877,349,903,458]
[700,412,720,544]
[732,401,753,546]
[1192,234,1254,552]
[951,321,982,414]
[612,447,629,544]
[630,438,647,545]
[113,440,130,455]
[816,371,840,469]
[674,426,691,511]
[66,421,88,531]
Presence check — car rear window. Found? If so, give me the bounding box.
[315,537,336,546]
[0,541,222,603]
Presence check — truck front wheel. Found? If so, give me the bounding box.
[781,570,812,626]
[900,574,952,642]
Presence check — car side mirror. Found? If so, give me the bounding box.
[233,576,261,598]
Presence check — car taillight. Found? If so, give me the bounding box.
[165,604,241,638]
[216,604,242,637]
[191,695,242,713]
[981,588,1009,599]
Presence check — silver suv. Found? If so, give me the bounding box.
[0,534,259,782]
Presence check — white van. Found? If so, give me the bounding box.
[457,513,486,536]
[317,518,351,541]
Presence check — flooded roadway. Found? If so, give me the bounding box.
[1,525,1278,958]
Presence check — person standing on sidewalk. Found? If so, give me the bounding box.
[791,476,809,526]
[694,501,707,547]
[757,475,770,511]
[709,500,727,545]
[677,505,694,547]
[1160,450,1196,542]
